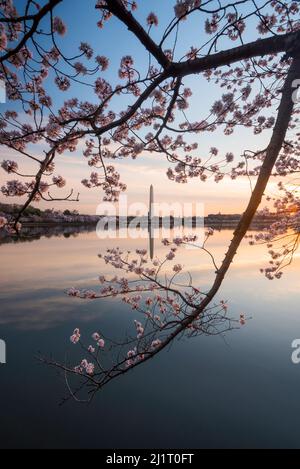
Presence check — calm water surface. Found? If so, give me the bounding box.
[0,227,300,448]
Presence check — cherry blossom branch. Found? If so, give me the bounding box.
[171,29,300,77]
[101,0,170,69]
[44,54,300,401]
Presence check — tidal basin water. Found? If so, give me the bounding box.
[0,226,300,449]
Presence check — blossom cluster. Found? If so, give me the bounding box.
[247,183,300,279]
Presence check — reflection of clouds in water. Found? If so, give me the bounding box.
[0,227,299,330]
[0,289,115,330]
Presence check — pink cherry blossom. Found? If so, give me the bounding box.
[92,332,100,341]
[70,327,81,344]
[52,17,67,36]
[147,13,158,26]
[0,216,7,228]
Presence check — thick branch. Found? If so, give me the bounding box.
[171,30,300,76]
[13,149,56,229]
[102,0,170,69]
[211,61,299,283]
[177,55,300,328]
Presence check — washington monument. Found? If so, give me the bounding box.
[148,185,154,260]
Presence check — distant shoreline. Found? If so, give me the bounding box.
[18,216,276,229]
[0,203,278,230]
[0,216,276,246]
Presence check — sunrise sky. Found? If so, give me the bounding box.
[0,0,278,215]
